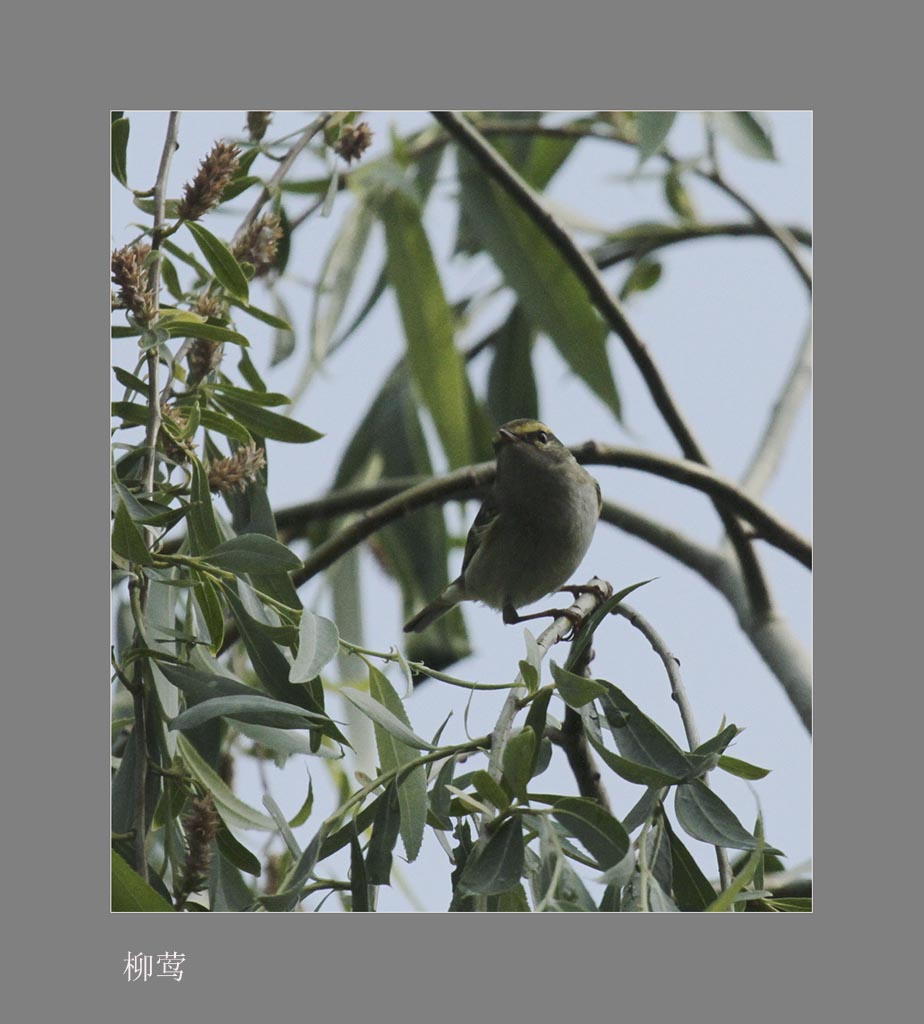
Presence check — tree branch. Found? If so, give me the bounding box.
[431,110,772,621]
[235,112,332,241]
[738,317,813,499]
[141,111,180,502]
[613,602,732,889]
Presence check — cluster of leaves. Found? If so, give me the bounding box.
[111,110,806,912]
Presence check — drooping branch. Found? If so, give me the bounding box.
[431,110,772,622]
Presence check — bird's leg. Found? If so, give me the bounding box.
[503,604,584,629]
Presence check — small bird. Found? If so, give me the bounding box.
[404,419,602,633]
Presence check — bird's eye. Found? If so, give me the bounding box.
[535,430,549,445]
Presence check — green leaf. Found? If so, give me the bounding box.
[674,780,763,851]
[502,726,536,799]
[488,883,531,912]
[667,825,716,911]
[289,609,340,683]
[664,167,698,223]
[229,297,293,332]
[380,189,474,468]
[208,383,290,406]
[193,576,224,653]
[717,754,771,781]
[112,496,154,565]
[111,117,130,187]
[518,628,542,692]
[585,731,685,787]
[198,408,253,445]
[710,112,776,161]
[187,456,223,553]
[169,694,330,732]
[636,112,676,166]
[200,534,302,575]
[111,850,174,912]
[213,392,323,443]
[524,688,552,778]
[551,796,630,871]
[340,686,435,752]
[362,666,429,861]
[349,829,371,911]
[177,733,274,831]
[164,320,250,346]
[598,685,693,780]
[262,794,302,858]
[458,150,620,418]
[705,843,763,912]
[154,659,257,703]
[471,770,511,811]
[311,198,376,372]
[366,782,402,884]
[288,775,315,827]
[457,817,525,896]
[210,851,257,911]
[215,824,263,877]
[186,221,250,302]
[485,306,539,425]
[550,661,608,709]
[619,257,662,301]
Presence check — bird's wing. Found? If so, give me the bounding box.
[460,494,500,576]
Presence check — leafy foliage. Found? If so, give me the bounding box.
[111,110,810,912]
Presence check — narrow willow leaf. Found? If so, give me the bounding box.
[112,497,154,565]
[380,189,474,468]
[457,817,525,896]
[200,534,302,576]
[586,730,685,787]
[169,694,330,732]
[710,112,776,161]
[197,408,253,445]
[619,257,663,301]
[187,456,222,553]
[457,149,620,418]
[674,780,762,851]
[289,609,340,683]
[366,782,401,885]
[598,685,693,780]
[186,221,250,302]
[111,850,173,912]
[551,796,630,871]
[215,824,263,877]
[311,198,375,371]
[667,825,716,911]
[502,726,536,799]
[485,306,539,425]
[550,661,608,708]
[471,770,511,812]
[213,392,323,443]
[340,686,435,751]
[717,754,771,781]
[111,117,130,187]
[177,734,274,831]
[636,112,677,166]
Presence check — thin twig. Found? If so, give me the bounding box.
[738,317,813,499]
[705,167,812,293]
[235,113,332,241]
[431,111,772,622]
[141,111,180,501]
[613,602,732,890]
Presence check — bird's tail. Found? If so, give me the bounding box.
[403,580,464,633]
